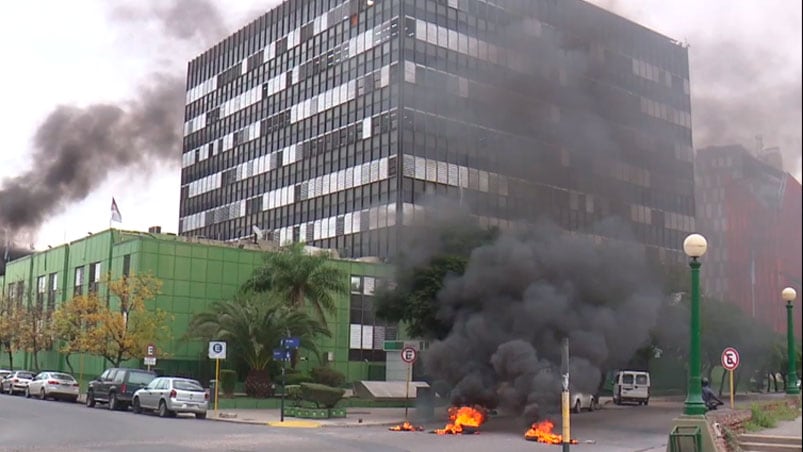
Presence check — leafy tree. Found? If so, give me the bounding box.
[242,242,348,328]
[0,295,24,369]
[16,303,53,371]
[51,294,100,374]
[376,224,498,339]
[188,293,330,397]
[89,273,171,367]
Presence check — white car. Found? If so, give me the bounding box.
[571,392,599,413]
[1,370,35,395]
[132,377,208,419]
[26,371,80,402]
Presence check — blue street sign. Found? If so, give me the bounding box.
[281,337,301,349]
[273,348,291,361]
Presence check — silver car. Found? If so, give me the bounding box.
[571,392,600,413]
[26,371,80,402]
[2,371,35,395]
[132,377,208,419]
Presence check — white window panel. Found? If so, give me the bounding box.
[403,155,415,177]
[322,174,331,195]
[361,163,371,184]
[361,325,374,350]
[370,161,380,182]
[387,202,396,227]
[345,167,354,188]
[414,156,425,179]
[352,211,362,233]
[337,170,346,191]
[380,65,390,87]
[426,159,437,182]
[349,324,362,349]
[362,117,372,139]
[344,212,353,234]
[369,207,379,230]
[437,161,448,184]
[479,171,489,192]
[299,223,307,243]
[379,157,388,179]
[354,165,363,186]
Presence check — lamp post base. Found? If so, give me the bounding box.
[682,399,708,417]
[666,415,718,452]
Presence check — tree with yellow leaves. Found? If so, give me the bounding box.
[90,273,171,367]
[16,302,54,371]
[54,273,171,367]
[52,293,101,374]
[0,294,24,369]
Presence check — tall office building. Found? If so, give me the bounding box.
[696,145,802,336]
[179,0,695,260]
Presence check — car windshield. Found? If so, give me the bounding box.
[173,380,203,391]
[51,373,75,381]
[128,371,155,385]
[17,372,34,379]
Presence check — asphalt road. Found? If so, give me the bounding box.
[0,393,680,452]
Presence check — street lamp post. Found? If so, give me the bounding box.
[782,287,799,395]
[683,233,708,416]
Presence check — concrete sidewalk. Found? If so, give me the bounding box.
[207,407,445,429]
[756,415,803,437]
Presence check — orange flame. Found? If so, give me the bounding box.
[434,406,487,435]
[389,421,423,432]
[524,420,578,444]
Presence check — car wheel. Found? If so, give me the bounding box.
[573,400,581,414]
[195,412,207,420]
[25,387,31,398]
[643,398,649,406]
[40,388,47,401]
[70,396,79,403]
[108,393,118,411]
[158,400,170,418]
[132,397,142,414]
[86,391,96,408]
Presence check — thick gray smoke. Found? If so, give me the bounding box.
[421,218,664,419]
[0,0,231,242]
[590,0,802,178]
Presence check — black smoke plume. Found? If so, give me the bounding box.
[421,217,664,419]
[0,0,236,244]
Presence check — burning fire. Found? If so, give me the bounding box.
[434,406,487,435]
[524,420,578,444]
[389,421,424,432]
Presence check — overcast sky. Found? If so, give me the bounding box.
[0,0,800,250]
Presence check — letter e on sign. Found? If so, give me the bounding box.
[401,346,417,364]
[721,347,740,371]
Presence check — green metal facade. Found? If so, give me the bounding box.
[1,229,389,383]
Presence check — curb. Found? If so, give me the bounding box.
[207,414,404,429]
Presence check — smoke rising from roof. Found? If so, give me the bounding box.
[421,218,663,419]
[0,0,235,245]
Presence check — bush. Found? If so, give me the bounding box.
[311,366,346,388]
[285,372,314,386]
[300,382,346,408]
[220,369,237,397]
[285,384,302,405]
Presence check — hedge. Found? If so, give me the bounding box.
[300,382,345,409]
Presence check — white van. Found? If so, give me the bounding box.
[612,370,650,405]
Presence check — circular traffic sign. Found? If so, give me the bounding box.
[401,346,417,364]
[213,343,224,354]
[721,347,740,371]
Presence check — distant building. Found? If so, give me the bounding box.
[179,0,695,262]
[0,229,391,381]
[695,145,802,337]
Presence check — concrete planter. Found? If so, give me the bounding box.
[284,406,347,419]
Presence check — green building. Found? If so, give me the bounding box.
[0,229,392,384]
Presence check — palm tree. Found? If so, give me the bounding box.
[243,242,349,328]
[188,292,330,398]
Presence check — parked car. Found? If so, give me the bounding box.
[26,371,80,402]
[1,370,35,395]
[612,370,651,405]
[86,368,156,411]
[132,377,208,419]
[571,392,599,413]
[0,370,12,381]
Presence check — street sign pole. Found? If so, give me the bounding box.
[214,357,220,414]
[405,362,411,420]
[280,356,286,422]
[729,369,734,410]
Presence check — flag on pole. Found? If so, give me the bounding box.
[111,198,122,223]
